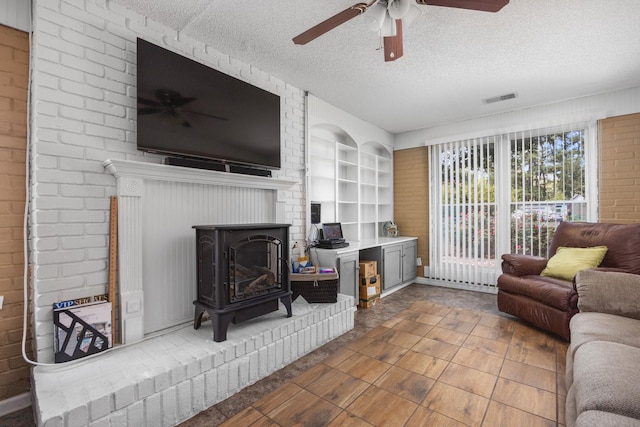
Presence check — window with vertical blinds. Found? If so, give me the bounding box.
[509,128,587,256]
[428,123,593,291]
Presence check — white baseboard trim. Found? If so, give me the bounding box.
[380,280,414,299]
[414,276,430,285]
[0,392,31,417]
[414,276,498,294]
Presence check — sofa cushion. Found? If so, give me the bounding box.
[549,222,640,274]
[566,383,577,427]
[569,312,640,357]
[573,341,640,421]
[575,270,640,320]
[497,274,576,310]
[575,410,640,427]
[567,313,640,389]
[540,246,607,281]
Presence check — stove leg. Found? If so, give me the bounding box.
[194,303,208,330]
[280,294,293,318]
[213,311,234,342]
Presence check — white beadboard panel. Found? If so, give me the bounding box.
[142,180,277,334]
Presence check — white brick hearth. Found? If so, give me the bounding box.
[30,158,339,427]
[33,295,355,426]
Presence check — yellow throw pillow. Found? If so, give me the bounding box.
[540,246,608,281]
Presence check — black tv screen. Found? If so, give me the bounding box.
[136,39,281,170]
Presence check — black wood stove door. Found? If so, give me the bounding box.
[228,234,283,302]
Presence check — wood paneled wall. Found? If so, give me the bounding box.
[393,147,429,275]
[599,113,640,223]
[0,24,30,401]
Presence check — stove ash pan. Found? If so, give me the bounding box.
[192,224,292,342]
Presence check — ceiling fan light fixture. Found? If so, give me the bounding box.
[401,5,422,27]
[388,0,411,19]
[364,2,388,31]
[380,12,397,37]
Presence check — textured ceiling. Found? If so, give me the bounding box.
[111,0,640,134]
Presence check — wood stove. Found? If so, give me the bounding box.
[192,224,292,342]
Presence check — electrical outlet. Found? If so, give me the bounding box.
[127,299,141,313]
[416,257,422,267]
[0,295,4,310]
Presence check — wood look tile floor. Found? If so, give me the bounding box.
[180,284,569,427]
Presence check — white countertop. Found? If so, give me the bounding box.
[313,236,417,254]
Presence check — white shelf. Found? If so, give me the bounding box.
[338,178,358,184]
[359,141,393,240]
[308,127,393,242]
[310,175,334,182]
[338,159,358,166]
[103,159,296,191]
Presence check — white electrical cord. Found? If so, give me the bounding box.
[18,7,181,368]
[19,3,122,367]
[20,1,56,367]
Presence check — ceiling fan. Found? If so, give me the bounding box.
[138,89,227,128]
[292,0,509,62]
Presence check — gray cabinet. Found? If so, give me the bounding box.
[382,244,403,290]
[382,240,417,290]
[312,248,359,306]
[338,251,359,305]
[310,237,416,303]
[402,240,417,283]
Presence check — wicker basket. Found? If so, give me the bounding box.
[290,271,339,303]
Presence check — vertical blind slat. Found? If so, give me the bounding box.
[428,123,589,290]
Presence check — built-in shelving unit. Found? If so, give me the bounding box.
[359,142,393,240]
[308,125,392,241]
[336,142,359,232]
[309,137,337,224]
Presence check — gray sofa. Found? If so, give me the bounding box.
[566,269,640,427]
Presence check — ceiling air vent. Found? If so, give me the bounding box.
[482,92,517,104]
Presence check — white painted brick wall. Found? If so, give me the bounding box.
[89,396,110,422]
[30,0,306,362]
[191,375,205,414]
[160,387,177,427]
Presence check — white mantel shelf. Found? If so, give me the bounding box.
[102,158,296,346]
[103,158,296,191]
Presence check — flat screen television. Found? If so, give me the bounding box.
[136,38,281,170]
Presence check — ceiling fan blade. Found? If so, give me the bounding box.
[415,0,509,12]
[138,107,163,115]
[138,97,162,106]
[293,2,372,45]
[384,19,404,62]
[172,97,197,108]
[184,110,228,121]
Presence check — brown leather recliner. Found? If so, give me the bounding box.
[497,221,640,340]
